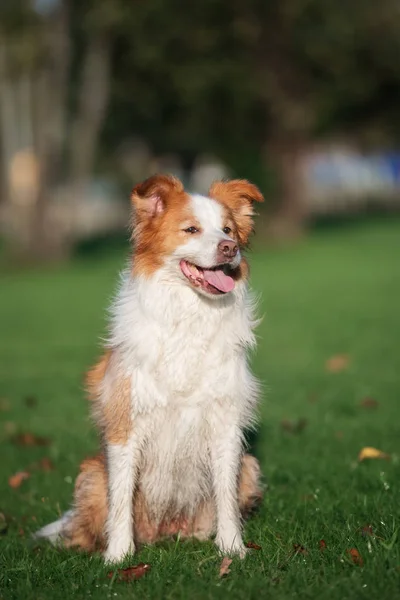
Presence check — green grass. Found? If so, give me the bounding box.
[1,219,400,600]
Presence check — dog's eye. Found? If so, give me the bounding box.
[184,226,199,234]
[223,226,232,235]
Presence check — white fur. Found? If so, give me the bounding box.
[103,437,140,563]
[34,510,74,545]
[36,192,261,562]
[173,194,242,273]
[102,193,260,562]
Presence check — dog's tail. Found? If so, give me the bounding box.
[33,510,74,545]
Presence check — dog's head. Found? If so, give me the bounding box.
[131,174,264,298]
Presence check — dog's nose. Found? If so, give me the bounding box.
[217,239,238,260]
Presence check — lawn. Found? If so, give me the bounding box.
[1,219,400,600]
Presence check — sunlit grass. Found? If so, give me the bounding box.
[1,219,399,599]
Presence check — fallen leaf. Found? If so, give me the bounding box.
[281,418,308,434]
[38,457,54,472]
[358,447,390,462]
[360,397,379,409]
[0,398,10,412]
[360,525,374,537]
[8,471,30,489]
[25,395,38,408]
[319,539,327,551]
[246,541,262,550]
[219,557,233,577]
[325,354,350,373]
[18,528,25,537]
[347,548,363,566]
[4,422,17,434]
[308,393,319,404]
[107,563,151,582]
[12,433,51,447]
[293,544,308,555]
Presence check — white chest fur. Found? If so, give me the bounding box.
[108,270,260,517]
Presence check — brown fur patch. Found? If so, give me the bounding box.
[238,454,263,517]
[209,180,264,247]
[85,352,111,401]
[64,453,262,551]
[86,352,132,445]
[102,376,132,445]
[64,455,108,552]
[131,174,197,277]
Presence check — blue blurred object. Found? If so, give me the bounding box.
[33,0,60,16]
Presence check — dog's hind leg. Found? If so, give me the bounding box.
[238,453,263,517]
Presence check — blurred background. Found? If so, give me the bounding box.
[1,0,400,261]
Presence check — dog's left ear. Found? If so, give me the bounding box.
[131,174,184,219]
[209,179,264,246]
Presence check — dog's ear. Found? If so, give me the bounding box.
[131,174,184,218]
[209,179,264,246]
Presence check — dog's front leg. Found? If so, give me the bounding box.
[100,371,143,564]
[210,419,246,558]
[103,433,142,563]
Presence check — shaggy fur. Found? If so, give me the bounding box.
[35,174,264,562]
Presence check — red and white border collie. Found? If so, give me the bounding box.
[36,175,264,562]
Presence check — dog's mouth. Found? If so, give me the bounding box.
[180,260,235,295]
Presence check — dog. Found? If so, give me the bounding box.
[35,174,264,562]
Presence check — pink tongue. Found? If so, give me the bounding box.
[203,268,235,293]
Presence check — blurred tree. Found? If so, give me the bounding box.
[0,0,126,261]
[104,0,400,236]
[2,0,400,260]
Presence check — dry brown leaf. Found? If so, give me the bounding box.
[219,557,233,577]
[107,563,151,582]
[246,541,262,550]
[347,548,363,566]
[281,418,308,434]
[4,422,17,434]
[12,432,51,447]
[360,525,374,537]
[319,539,327,551]
[38,457,54,472]
[293,543,308,555]
[325,354,350,373]
[308,393,319,404]
[8,471,30,489]
[360,397,379,409]
[0,398,10,412]
[358,447,390,462]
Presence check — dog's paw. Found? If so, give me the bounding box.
[103,540,135,564]
[215,537,247,559]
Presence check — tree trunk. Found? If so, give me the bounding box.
[265,135,309,240]
[0,2,72,263]
[68,32,112,188]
